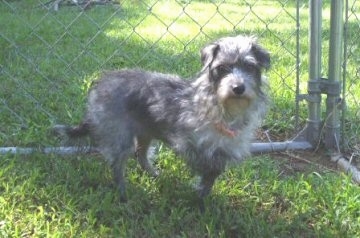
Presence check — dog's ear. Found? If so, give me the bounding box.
[251,43,271,70]
[200,43,220,71]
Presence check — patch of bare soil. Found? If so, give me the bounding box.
[270,150,338,176]
[255,128,360,182]
[269,149,360,184]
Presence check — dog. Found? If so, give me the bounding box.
[53,35,270,210]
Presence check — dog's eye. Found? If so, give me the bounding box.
[241,61,262,81]
[212,65,231,79]
[217,65,231,73]
[243,61,259,73]
[210,65,232,82]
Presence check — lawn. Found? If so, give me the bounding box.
[1,152,360,237]
[0,0,359,237]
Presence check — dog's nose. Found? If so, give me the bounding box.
[232,84,245,95]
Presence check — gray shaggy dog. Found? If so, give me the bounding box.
[54,35,270,210]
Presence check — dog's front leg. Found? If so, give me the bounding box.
[196,148,227,212]
[197,169,222,213]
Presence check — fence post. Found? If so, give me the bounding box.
[303,0,323,146]
[324,0,343,150]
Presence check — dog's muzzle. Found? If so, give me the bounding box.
[231,68,247,96]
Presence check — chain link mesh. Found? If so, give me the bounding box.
[0,0,358,155]
[344,0,360,154]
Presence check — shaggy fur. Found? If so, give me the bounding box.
[53,35,270,209]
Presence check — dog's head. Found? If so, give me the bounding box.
[200,35,270,114]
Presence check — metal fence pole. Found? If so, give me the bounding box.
[304,0,323,146]
[295,0,301,130]
[341,0,349,148]
[324,0,343,150]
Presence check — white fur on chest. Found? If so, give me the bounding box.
[192,123,253,161]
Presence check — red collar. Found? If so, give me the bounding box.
[214,122,238,138]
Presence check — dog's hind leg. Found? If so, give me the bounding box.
[135,136,159,177]
[112,156,128,202]
[101,147,132,203]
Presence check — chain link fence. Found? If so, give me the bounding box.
[344,0,360,154]
[0,0,359,157]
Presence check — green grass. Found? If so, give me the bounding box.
[1,153,359,237]
[1,0,360,237]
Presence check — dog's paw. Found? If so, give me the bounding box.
[50,124,73,145]
[51,124,69,137]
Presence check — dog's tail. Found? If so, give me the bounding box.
[52,122,90,142]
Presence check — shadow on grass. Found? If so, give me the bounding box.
[1,152,345,237]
